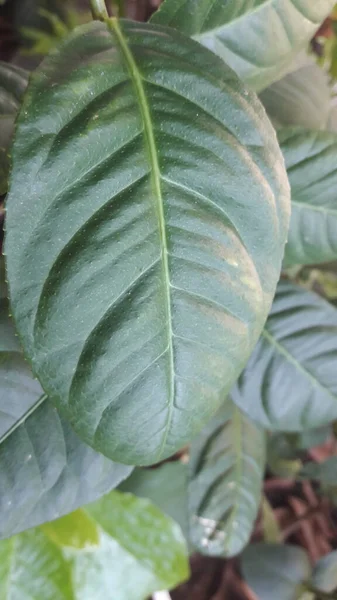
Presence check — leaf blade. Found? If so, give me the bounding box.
[233,280,337,431]
[151,0,335,91]
[0,263,132,540]
[279,128,337,267]
[5,19,289,466]
[188,401,265,557]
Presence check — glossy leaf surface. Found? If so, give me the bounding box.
[233,281,337,431]
[279,128,337,267]
[151,0,335,91]
[0,491,189,599]
[0,261,132,540]
[188,401,265,557]
[5,19,289,465]
[242,543,311,600]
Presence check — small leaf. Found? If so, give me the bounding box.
[188,401,265,557]
[279,128,337,267]
[0,491,189,599]
[259,55,331,130]
[241,543,312,600]
[261,496,282,543]
[233,280,337,431]
[0,259,132,540]
[5,19,289,465]
[312,551,337,593]
[119,462,188,541]
[151,0,335,91]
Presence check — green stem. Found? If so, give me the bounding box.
[90,0,109,20]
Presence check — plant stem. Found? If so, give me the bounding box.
[90,0,109,20]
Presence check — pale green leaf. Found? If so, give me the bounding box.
[233,280,337,431]
[0,259,132,540]
[151,0,335,91]
[188,401,265,557]
[242,543,312,600]
[279,128,337,267]
[261,496,282,543]
[0,491,189,599]
[5,19,289,465]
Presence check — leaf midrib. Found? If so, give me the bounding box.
[109,19,174,459]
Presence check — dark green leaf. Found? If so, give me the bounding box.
[0,62,28,194]
[279,128,337,267]
[5,19,289,466]
[233,280,337,431]
[119,462,188,541]
[188,401,265,557]
[151,0,335,91]
[242,543,312,600]
[299,457,337,484]
[267,434,302,478]
[259,55,331,130]
[0,491,189,599]
[0,261,132,540]
[312,551,337,593]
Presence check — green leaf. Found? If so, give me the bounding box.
[267,434,303,478]
[0,529,75,599]
[279,128,337,267]
[151,0,335,91]
[261,496,282,543]
[0,261,132,540]
[299,457,337,484]
[188,401,265,557]
[5,19,289,466]
[312,551,337,593]
[233,280,337,431]
[0,62,28,194]
[119,462,189,541]
[0,491,189,599]
[259,55,332,130]
[241,543,312,600]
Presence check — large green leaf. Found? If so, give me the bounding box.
[259,55,331,130]
[188,400,265,557]
[151,0,335,91]
[0,62,28,194]
[0,262,132,540]
[279,128,337,267]
[233,280,337,431]
[0,491,189,599]
[241,543,311,600]
[5,19,289,466]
